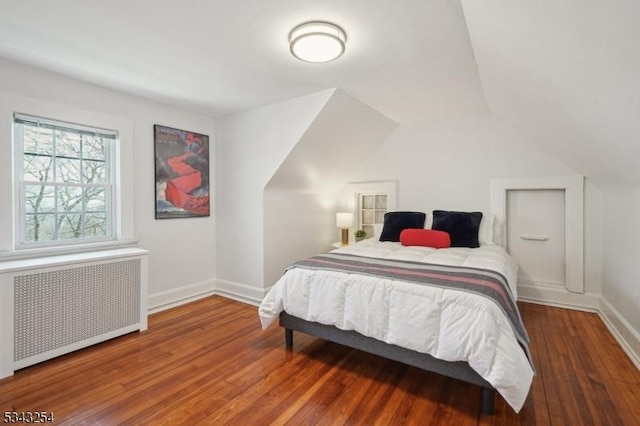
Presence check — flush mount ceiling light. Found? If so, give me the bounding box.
[289,21,347,63]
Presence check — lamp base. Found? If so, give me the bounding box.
[341,228,349,245]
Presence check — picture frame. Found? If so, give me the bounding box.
[154,124,210,219]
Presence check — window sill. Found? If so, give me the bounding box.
[0,239,141,262]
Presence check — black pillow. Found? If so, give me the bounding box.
[431,210,483,248]
[379,211,426,242]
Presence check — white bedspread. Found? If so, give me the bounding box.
[258,239,533,412]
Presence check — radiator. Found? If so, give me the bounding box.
[0,248,149,377]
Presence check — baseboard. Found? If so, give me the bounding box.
[148,279,266,314]
[215,279,265,307]
[148,280,216,314]
[598,298,640,370]
[517,282,600,312]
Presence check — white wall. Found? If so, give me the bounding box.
[461,0,637,362]
[263,188,337,287]
[263,90,397,287]
[345,113,603,295]
[0,59,216,308]
[215,89,333,301]
[217,89,396,299]
[602,187,640,334]
[350,114,574,207]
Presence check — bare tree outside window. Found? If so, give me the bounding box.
[16,115,115,246]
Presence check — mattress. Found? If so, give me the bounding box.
[330,239,519,299]
[258,239,533,412]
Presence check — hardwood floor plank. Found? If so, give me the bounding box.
[1,296,639,425]
[221,344,351,425]
[313,349,390,426]
[402,373,449,426]
[571,310,640,425]
[569,315,623,425]
[364,365,411,425]
[517,304,549,426]
[369,367,425,426]
[201,341,353,424]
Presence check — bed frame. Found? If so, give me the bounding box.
[280,312,496,415]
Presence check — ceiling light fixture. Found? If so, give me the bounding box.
[289,21,347,63]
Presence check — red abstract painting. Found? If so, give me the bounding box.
[154,125,210,219]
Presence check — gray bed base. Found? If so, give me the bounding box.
[279,312,496,415]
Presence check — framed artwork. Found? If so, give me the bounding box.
[154,124,210,219]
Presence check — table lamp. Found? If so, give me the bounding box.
[336,212,353,246]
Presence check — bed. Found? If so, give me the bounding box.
[258,212,534,414]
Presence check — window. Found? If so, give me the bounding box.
[342,181,396,241]
[357,192,388,239]
[14,114,117,247]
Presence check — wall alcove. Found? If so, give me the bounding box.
[491,175,584,294]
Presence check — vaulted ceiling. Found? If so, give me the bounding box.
[1,0,638,186]
[0,0,485,123]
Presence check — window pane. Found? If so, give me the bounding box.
[363,225,374,238]
[56,158,82,183]
[25,213,56,243]
[362,210,374,224]
[83,136,106,161]
[57,186,84,213]
[375,210,386,223]
[84,213,107,237]
[24,153,54,182]
[58,214,83,240]
[362,195,374,209]
[375,195,387,209]
[16,114,115,246]
[83,160,107,183]
[25,185,55,213]
[55,131,82,159]
[86,188,107,212]
[23,126,53,156]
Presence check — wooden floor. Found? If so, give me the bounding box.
[1,296,639,425]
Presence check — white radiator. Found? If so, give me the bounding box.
[0,248,148,378]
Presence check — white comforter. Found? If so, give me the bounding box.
[258,239,533,412]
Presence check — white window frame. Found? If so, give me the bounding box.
[0,96,136,260]
[341,181,398,240]
[355,192,388,239]
[13,114,118,249]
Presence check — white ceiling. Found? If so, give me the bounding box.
[3,1,639,186]
[0,0,486,123]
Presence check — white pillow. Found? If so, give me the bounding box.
[425,214,433,229]
[493,217,505,247]
[425,211,496,246]
[478,212,495,246]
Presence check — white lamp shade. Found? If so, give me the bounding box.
[336,212,353,228]
[289,21,347,63]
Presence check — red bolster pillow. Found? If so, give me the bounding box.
[400,229,451,248]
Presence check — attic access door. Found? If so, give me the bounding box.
[507,189,566,289]
[491,176,584,294]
